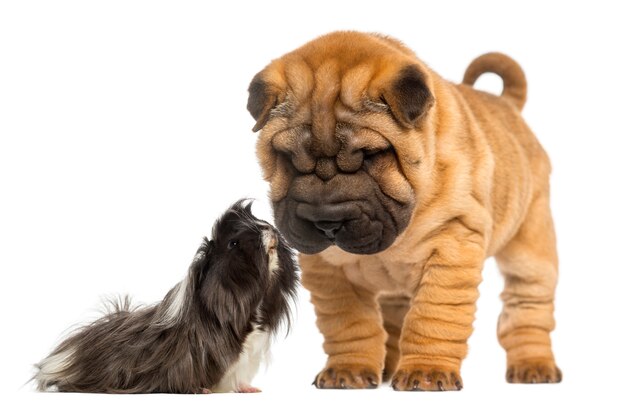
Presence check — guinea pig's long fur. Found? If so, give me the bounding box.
[34,200,298,393]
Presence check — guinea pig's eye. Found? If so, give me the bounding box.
[227,239,239,250]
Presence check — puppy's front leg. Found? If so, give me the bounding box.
[392,225,485,391]
[301,254,385,389]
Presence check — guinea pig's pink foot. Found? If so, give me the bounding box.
[237,385,261,393]
[199,388,212,394]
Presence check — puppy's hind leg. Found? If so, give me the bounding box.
[495,192,562,383]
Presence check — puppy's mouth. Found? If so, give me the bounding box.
[272,171,415,255]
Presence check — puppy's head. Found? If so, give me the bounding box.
[248,31,435,255]
[191,200,297,331]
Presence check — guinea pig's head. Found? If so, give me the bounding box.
[191,200,298,332]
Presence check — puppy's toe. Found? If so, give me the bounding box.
[506,360,562,384]
[314,365,380,389]
[392,364,462,392]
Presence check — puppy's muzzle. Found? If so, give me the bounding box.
[296,202,361,240]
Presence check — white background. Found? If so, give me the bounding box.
[1,1,625,402]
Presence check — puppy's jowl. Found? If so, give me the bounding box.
[34,200,298,393]
[250,31,561,390]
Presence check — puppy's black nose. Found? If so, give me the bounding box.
[314,221,343,239]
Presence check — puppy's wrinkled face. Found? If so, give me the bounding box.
[248,32,435,255]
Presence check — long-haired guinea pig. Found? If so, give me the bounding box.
[34,200,298,393]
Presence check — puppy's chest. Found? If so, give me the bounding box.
[341,257,424,294]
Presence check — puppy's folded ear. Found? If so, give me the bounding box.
[381,65,434,128]
[247,72,277,132]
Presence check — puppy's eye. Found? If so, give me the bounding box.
[228,240,239,249]
[363,148,381,158]
[363,145,394,159]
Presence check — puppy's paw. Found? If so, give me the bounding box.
[313,365,380,389]
[506,360,562,384]
[391,365,462,391]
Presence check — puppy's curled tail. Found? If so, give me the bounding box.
[463,52,527,110]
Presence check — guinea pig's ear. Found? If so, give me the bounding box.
[192,238,214,283]
[380,65,434,128]
[196,238,214,258]
[206,239,215,254]
[247,72,278,132]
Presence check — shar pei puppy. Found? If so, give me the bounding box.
[247,31,561,391]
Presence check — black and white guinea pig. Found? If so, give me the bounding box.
[34,200,299,393]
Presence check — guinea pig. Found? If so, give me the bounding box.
[33,200,298,393]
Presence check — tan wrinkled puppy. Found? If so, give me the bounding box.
[248,31,560,391]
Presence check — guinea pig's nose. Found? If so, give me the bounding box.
[262,228,278,250]
[313,221,343,239]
